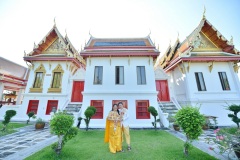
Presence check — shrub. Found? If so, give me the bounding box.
[84,106,96,131]
[27,112,36,124]
[227,104,240,128]
[1,110,17,131]
[148,106,158,131]
[175,105,205,156]
[50,111,78,155]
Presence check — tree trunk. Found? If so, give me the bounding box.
[154,116,157,131]
[56,135,64,155]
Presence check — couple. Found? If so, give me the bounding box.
[104,102,131,153]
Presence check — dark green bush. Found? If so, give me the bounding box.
[227,104,240,128]
[148,106,158,131]
[84,106,96,131]
[2,110,17,131]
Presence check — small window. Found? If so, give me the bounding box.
[218,72,230,90]
[136,100,150,119]
[137,66,146,85]
[27,100,39,114]
[115,66,124,84]
[94,66,103,84]
[33,72,43,88]
[52,72,61,88]
[46,100,58,115]
[91,100,104,119]
[195,72,206,91]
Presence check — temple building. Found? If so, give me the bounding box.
[0,15,239,127]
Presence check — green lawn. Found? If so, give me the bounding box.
[26,130,216,160]
[0,122,30,136]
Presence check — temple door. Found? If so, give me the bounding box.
[71,81,84,102]
[156,80,170,101]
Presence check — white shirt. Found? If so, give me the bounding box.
[119,108,129,127]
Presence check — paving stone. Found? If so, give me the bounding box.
[0,151,15,158]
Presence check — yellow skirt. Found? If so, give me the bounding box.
[108,121,122,153]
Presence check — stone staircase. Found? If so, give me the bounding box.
[64,104,82,115]
[159,102,178,118]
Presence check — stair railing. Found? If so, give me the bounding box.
[61,98,70,111]
[157,97,169,128]
[170,96,182,110]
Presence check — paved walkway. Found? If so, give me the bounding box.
[0,125,239,160]
[0,124,57,160]
[167,129,238,160]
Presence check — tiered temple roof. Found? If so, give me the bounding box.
[24,24,85,69]
[80,36,160,59]
[158,17,240,72]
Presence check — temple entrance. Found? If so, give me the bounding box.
[156,80,170,101]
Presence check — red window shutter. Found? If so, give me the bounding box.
[27,100,39,114]
[91,100,104,119]
[136,100,150,119]
[46,100,58,115]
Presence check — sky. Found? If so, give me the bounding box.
[0,0,240,71]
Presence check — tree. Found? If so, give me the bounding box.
[175,105,205,156]
[227,104,240,128]
[84,106,96,131]
[50,111,78,155]
[2,110,17,131]
[148,106,158,131]
[26,112,36,124]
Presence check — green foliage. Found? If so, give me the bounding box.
[227,104,240,128]
[84,106,97,131]
[27,112,36,124]
[148,106,158,131]
[50,111,78,155]
[2,110,17,131]
[175,105,205,156]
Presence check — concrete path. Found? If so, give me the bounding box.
[167,129,238,160]
[0,124,57,160]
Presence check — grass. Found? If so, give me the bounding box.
[0,122,31,137]
[26,130,216,160]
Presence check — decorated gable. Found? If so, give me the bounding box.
[43,38,66,54]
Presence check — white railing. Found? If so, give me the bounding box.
[157,98,169,128]
[60,98,70,111]
[170,96,182,110]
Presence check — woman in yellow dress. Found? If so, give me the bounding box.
[104,104,123,153]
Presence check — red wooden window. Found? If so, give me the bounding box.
[91,100,104,119]
[46,100,58,115]
[71,81,84,102]
[112,100,128,109]
[136,100,150,119]
[27,100,39,114]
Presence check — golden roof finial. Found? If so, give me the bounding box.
[148,29,151,36]
[65,29,67,37]
[230,36,233,45]
[177,31,179,40]
[203,6,206,19]
[24,50,26,56]
[89,30,92,37]
[157,44,159,50]
[54,17,56,27]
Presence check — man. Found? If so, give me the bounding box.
[118,102,131,151]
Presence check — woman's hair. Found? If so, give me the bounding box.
[112,104,120,115]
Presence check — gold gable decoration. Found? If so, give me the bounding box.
[29,64,46,93]
[43,38,65,54]
[192,32,218,50]
[48,64,64,93]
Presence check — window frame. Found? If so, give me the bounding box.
[93,66,103,85]
[27,100,39,114]
[137,66,146,85]
[91,100,104,119]
[45,100,58,115]
[48,64,64,93]
[115,66,124,85]
[218,72,231,90]
[136,100,150,119]
[194,72,207,91]
[30,64,46,93]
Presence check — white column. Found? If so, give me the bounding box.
[0,82,4,102]
[16,89,23,105]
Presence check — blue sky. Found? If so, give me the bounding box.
[0,0,239,69]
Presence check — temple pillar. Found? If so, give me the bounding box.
[16,89,23,105]
[0,82,4,102]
